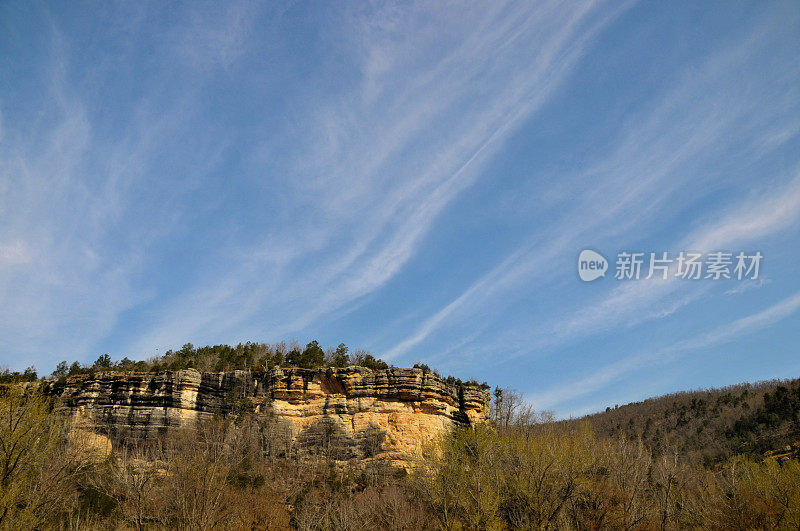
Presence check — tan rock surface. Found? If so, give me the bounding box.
[54,367,490,465]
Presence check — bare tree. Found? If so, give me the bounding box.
[92,442,160,530]
[0,386,82,527]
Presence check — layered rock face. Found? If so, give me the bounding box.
[55,367,490,465]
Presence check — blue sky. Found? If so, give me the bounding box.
[2,1,799,417]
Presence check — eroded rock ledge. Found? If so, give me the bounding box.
[54,367,490,465]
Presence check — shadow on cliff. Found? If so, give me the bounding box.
[296,418,387,461]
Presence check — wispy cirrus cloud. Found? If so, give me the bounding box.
[383,13,800,361]
[529,287,800,412]
[1,1,635,366]
[0,3,253,368]
[124,0,632,355]
[539,173,800,352]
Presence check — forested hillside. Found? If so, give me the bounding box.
[573,377,800,465]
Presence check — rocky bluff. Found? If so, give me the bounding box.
[55,366,490,465]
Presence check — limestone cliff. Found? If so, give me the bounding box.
[53,367,490,465]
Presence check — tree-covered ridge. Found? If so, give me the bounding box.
[47,341,389,379]
[0,366,39,383]
[37,340,489,389]
[570,376,800,465]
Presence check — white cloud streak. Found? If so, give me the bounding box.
[529,288,800,412]
[0,4,251,369]
[383,16,800,360]
[125,0,631,355]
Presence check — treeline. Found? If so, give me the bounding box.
[568,377,800,465]
[412,362,490,390]
[37,341,489,389]
[2,386,800,529]
[0,366,39,383]
[47,340,391,378]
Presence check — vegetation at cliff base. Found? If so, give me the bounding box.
[2,376,800,529]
